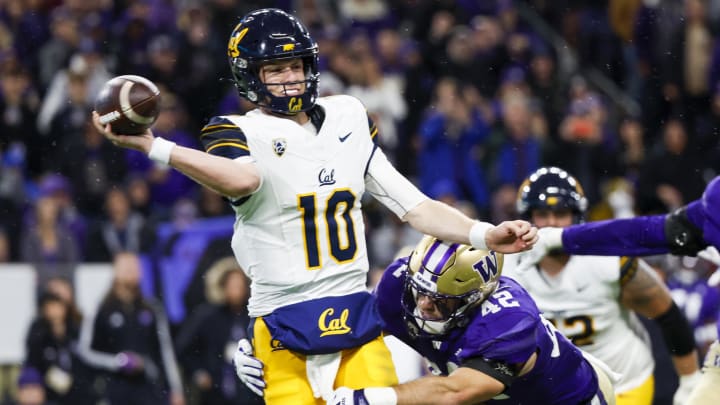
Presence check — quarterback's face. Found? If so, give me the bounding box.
[259,58,306,97]
[531,208,573,229]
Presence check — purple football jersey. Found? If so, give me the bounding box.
[375,259,600,405]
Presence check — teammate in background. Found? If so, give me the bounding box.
[328,236,615,404]
[503,167,700,405]
[531,175,720,405]
[92,8,537,404]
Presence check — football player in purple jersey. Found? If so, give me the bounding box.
[326,236,616,405]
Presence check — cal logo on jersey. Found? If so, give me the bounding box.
[272,138,287,156]
[318,307,352,337]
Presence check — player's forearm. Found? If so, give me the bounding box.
[391,375,495,405]
[672,351,700,376]
[403,199,476,244]
[167,144,260,198]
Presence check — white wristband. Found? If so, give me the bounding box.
[148,137,176,165]
[469,221,494,250]
[539,227,564,250]
[363,387,398,405]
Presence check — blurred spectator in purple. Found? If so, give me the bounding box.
[527,44,565,135]
[615,115,646,184]
[470,15,510,98]
[0,0,50,80]
[20,192,80,289]
[417,77,491,215]
[0,143,27,260]
[15,366,45,405]
[22,290,96,404]
[124,93,199,215]
[489,93,543,189]
[437,26,482,84]
[338,0,396,35]
[694,83,720,175]
[346,53,406,160]
[374,28,406,76]
[636,118,707,214]
[175,4,225,130]
[0,62,42,177]
[145,34,182,95]
[174,257,263,405]
[553,87,619,203]
[576,1,626,86]
[125,173,153,218]
[394,38,434,177]
[37,39,112,138]
[56,117,127,219]
[663,0,713,132]
[37,7,80,91]
[109,0,156,76]
[31,174,88,252]
[85,187,156,262]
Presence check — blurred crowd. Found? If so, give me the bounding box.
[1,0,720,404]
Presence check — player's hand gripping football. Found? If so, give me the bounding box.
[486,220,538,253]
[233,338,266,397]
[92,111,155,154]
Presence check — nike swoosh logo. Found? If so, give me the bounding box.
[339,132,352,142]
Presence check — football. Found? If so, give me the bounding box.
[94,75,161,135]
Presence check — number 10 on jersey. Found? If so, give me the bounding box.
[298,189,358,269]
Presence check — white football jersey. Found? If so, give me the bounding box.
[214,95,425,316]
[503,254,654,393]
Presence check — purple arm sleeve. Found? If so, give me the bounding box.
[561,215,669,256]
[561,200,708,256]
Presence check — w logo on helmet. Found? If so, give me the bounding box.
[472,251,499,283]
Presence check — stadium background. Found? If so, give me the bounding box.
[0,0,719,404]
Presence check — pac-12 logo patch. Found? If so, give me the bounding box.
[272,138,287,156]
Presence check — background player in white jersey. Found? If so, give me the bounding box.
[91,8,537,405]
[503,167,700,405]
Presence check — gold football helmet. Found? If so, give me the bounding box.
[402,235,504,338]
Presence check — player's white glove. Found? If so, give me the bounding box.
[327,387,397,405]
[523,227,564,264]
[233,338,265,397]
[673,370,701,405]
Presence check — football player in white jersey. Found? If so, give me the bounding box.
[502,167,700,405]
[91,8,537,405]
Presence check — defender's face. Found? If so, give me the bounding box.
[415,291,461,321]
[259,58,306,97]
[531,208,574,229]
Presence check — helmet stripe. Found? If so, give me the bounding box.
[421,241,459,282]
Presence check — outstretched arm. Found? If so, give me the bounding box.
[540,201,709,257]
[558,175,720,257]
